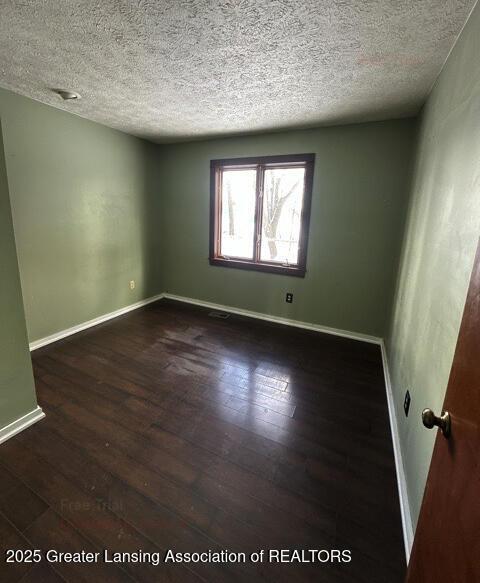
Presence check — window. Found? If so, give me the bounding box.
[210,154,314,277]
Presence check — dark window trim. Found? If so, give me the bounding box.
[209,154,315,277]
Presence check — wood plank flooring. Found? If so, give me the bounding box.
[0,299,405,582]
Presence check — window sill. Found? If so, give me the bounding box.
[209,257,306,277]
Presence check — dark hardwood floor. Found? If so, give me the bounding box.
[0,299,405,582]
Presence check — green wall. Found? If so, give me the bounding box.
[0,88,163,344]
[386,2,480,529]
[159,120,416,337]
[0,121,38,429]
[0,88,416,344]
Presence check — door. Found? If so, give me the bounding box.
[406,239,480,582]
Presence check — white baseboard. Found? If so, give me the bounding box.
[162,293,382,345]
[380,340,414,561]
[0,406,45,445]
[29,293,165,351]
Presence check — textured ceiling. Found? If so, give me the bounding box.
[0,1,476,142]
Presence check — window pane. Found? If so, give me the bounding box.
[220,169,256,260]
[260,167,305,265]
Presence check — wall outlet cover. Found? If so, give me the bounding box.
[404,390,411,417]
[286,293,293,304]
[130,280,135,290]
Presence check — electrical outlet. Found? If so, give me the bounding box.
[129,280,135,290]
[286,292,293,304]
[404,390,411,417]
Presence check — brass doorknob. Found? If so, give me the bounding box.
[422,408,451,438]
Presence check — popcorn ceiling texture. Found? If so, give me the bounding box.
[0,0,475,142]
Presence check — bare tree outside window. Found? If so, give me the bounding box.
[226,182,235,237]
[261,168,304,263]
